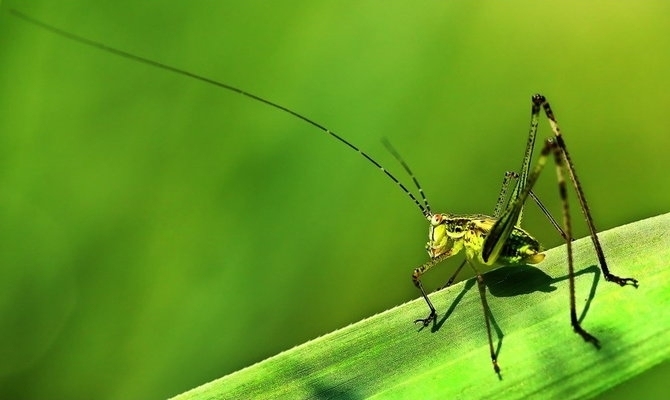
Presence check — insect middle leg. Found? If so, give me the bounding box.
[470,261,501,376]
[413,253,502,375]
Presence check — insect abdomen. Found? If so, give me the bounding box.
[497,228,545,265]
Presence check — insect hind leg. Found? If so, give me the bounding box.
[536,94,638,288]
[498,136,601,346]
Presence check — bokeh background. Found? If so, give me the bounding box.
[1,1,668,399]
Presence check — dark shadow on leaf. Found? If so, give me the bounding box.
[279,359,362,400]
[419,262,602,367]
[307,380,361,400]
[488,303,504,373]
[420,263,601,327]
[426,276,505,379]
[485,264,601,324]
[429,279,476,332]
[552,264,601,323]
[485,265,557,296]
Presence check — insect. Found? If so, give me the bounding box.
[11,9,638,377]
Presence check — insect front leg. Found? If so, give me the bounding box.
[412,251,455,326]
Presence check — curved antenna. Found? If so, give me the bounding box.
[10,9,429,218]
[381,138,432,216]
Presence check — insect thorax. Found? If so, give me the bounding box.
[426,213,545,266]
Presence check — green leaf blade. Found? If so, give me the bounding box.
[173,213,670,399]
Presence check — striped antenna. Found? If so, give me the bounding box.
[10,9,430,218]
[381,138,432,216]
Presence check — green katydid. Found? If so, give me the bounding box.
[10,9,638,377]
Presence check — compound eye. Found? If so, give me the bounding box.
[431,214,444,225]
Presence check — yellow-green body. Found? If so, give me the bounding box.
[426,213,545,267]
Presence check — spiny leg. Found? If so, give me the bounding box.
[537,95,637,287]
[503,94,542,225]
[482,94,551,265]
[499,134,606,345]
[493,171,520,218]
[549,139,600,347]
[476,126,575,371]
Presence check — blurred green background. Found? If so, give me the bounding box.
[0,1,668,399]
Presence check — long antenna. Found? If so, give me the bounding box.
[10,9,430,218]
[381,138,432,216]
